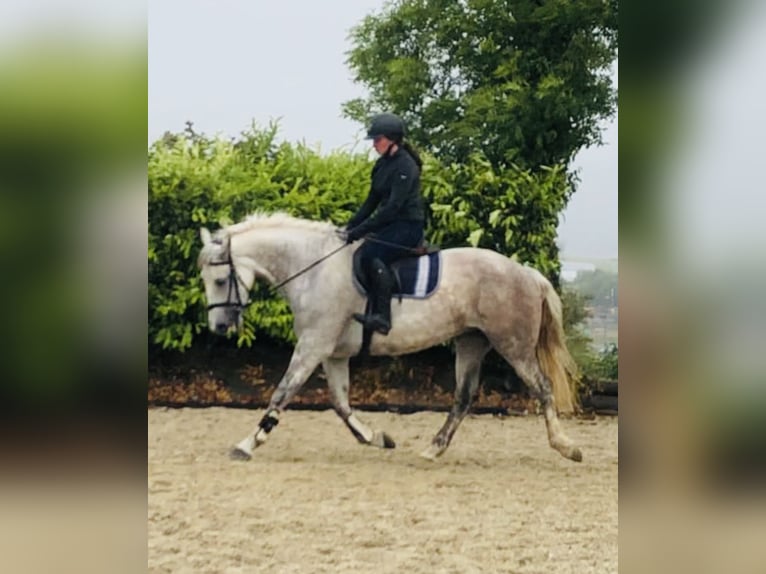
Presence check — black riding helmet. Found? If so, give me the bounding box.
[366,113,406,142]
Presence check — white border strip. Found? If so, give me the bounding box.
[414,254,430,297]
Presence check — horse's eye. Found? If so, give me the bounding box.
[214,278,227,287]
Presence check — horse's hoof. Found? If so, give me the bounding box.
[229,447,252,461]
[570,447,583,462]
[382,432,396,449]
[420,444,443,461]
[371,431,396,449]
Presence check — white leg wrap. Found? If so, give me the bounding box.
[235,434,256,456]
[347,414,374,443]
[253,427,270,446]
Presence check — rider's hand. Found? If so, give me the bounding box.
[335,228,352,244]
[345,227,363,243]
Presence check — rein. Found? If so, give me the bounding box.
[272,233,421,289]
[272,243,349,290]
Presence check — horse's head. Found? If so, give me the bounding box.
[198,227,253,335]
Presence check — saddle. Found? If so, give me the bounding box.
[352,239,440,300]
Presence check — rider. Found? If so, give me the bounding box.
[343,112,426,335]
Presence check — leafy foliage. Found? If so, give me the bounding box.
[149,122,370,351]
[424,154,568,279]
[561,288,594,371]
[586,343,618,380]
[561,287,619,382]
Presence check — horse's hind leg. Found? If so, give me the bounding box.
[421,332,491,460]
[322,357,395,449]
[491,343,582,462]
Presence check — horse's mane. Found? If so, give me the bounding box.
[223,211,336,237]
[198,211,336,267]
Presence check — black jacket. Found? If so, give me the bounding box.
[347,147,425,234]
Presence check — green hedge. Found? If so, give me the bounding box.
[149,123,569,351]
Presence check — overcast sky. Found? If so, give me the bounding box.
[149,0,617,260]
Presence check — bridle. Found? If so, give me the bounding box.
[205,247,251,311]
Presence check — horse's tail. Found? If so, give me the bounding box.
[529,268,579,414]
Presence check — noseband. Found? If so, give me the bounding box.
[206,251,251,311]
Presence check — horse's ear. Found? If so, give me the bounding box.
[200,227,212,246]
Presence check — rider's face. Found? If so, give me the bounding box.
[372,134,393,155]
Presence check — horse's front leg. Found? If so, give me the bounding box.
[322,357,395,449]
[230,338,327,460]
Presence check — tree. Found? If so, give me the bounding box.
[343,0,618,172]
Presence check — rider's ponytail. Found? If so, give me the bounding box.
[400,140,423,171]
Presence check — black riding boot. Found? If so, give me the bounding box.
[353,258,393,335]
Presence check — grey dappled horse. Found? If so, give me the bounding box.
[198,213,582,462]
